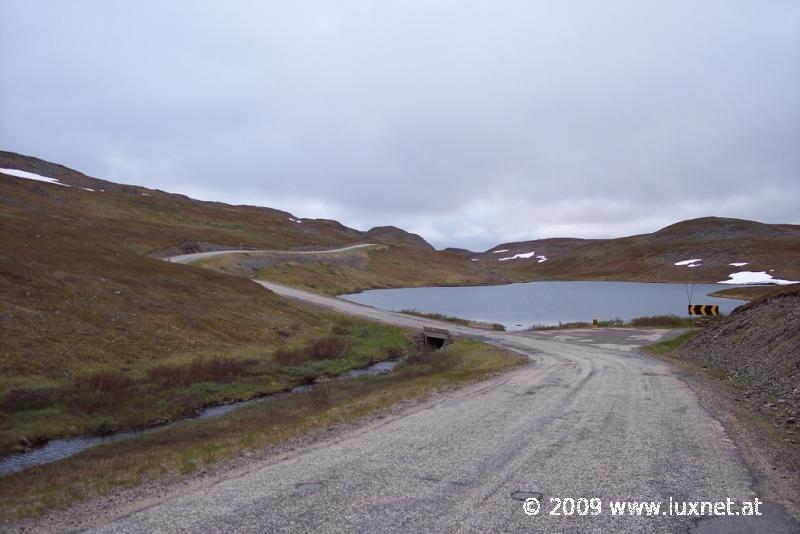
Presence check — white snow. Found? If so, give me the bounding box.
[498,251,536,261]
[0,168,69,187]
[288,217,302,224]
[537,255,548,263]
[140,192,150,196]
[471,258,479,262]
[729,262,748,267]
[718,271,799,285]
[674,258,702,267]
[491,249,509,254]
[0,168,98,192]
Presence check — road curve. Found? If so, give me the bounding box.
[166,243,380,264]
[90,281,795,533]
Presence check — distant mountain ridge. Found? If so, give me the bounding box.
[2,150,798,285]
[481,217,800,284]
[0,150,437,252]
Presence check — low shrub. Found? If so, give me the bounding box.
[330,324,351,336]
[175,393,205,418]
[308,385,331,407]
[147,357,255,386]
[0,386,60,412]
[630,314,685,327]
[405,350,433,366]
[385,346,405,359]
[401,348,457,373]
[307,337,351,359]
[398,309,471,326]
[272,348,307,366]
[75,371,131,392]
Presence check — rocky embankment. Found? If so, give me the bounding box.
[675,286,800,436]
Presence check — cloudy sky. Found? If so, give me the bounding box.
[1,1,798,250]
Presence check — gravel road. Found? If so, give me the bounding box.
[85,281,798,533]
[165,244,379,264]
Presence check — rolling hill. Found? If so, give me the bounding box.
[0,150,504,376]
[478,217,800,285]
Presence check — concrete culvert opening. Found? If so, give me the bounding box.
[412,327,452,350]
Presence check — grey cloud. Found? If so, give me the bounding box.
[1,0,798,251]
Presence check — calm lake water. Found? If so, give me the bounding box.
[341,281,747,330]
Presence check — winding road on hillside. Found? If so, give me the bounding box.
[166,243,380,264]
[89,278,798,533]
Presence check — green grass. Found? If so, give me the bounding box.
[0,339,526,523]
[392,310,504,331]
[0,316,410,455]
[197,245,509,296]
[641,330,702,356]
[397,309,472,326]
[528,314,711,330]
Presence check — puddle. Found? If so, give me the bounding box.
[0,359,400,477]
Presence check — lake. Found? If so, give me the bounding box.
[341,281,747,330]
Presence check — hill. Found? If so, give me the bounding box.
[0,151,504,452]
[482,217,800,284]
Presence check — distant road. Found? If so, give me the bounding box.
[87,281,797,532]
[166,243,380,264]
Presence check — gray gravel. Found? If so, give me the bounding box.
[165,243,379,264]
[69,282,797,533]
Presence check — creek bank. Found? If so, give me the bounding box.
[0,359,400,477]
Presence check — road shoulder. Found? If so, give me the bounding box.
[651,350,800,522]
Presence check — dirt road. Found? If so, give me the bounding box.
[88,281,798,533]
[166,243,380,264]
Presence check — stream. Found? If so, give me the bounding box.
[0,360,399,477]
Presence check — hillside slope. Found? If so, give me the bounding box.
[0,152,504,296]
[0,166,319,376]
[0,152,434,453]
[675,286,800,428]
[482,217,800,284]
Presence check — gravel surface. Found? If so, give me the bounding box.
[165,244,379,264]
[12,282,799,533]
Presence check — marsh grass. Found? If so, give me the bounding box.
[0,319,409,456]
[0,340,525,523]
[642,330,702,356]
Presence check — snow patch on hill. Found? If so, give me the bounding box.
[498,251,536,261]
[718,271,798,285]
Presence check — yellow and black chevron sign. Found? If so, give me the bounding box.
[688,304,718,316]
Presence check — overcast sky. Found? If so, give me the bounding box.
[1,1,798,250]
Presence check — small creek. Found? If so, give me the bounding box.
[0,360,399,477]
